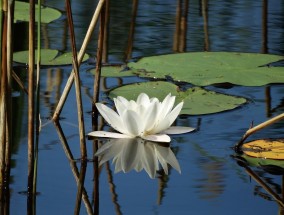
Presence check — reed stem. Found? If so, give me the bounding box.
[4,0,14,194]
[0,12,7,209]
[33,0,42,210]
[27,0,35,213]
[52,0,106,121]
[92,2,105,110]
[235,113,284,151]
[65,0,87,159]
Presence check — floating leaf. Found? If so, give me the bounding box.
[14,1,62,24]
[242,139,284,160]
[109,81,247,115]
[13,49,89,66]
[89,65,135,77]
[127,52,284,86]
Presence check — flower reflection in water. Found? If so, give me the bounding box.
[95,138,181,179]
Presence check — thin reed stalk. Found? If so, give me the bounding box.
[92,3,108,203]
[102,0,109,63]
[65,0,87,158]
[27,0,36,213]
[0,0,7,196]
[52,0,106,121]
[0,0,3,72]
[3,1,15,213]
[12,71,28,94]
[92,2,105,109]
[235,113,284,151]
[0,21,7,213]
[92,10,106,212]
[0,1,12,212]
[33,0,42,210]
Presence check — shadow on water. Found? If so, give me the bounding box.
[2,0,284,214]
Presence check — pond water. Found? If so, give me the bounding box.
[10,0,284,214]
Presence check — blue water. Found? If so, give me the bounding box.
[10,0,284,214]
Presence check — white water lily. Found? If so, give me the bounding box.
[88,93,195,142]
[95,138,181,179]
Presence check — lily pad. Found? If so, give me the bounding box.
[109,81,247,115]
[13,49,89,66]
[14,1,62,24]
[127,52,284,86]
[89,65,135,77]
[242,139,284,160]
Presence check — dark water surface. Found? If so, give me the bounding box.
[10,0,284,214]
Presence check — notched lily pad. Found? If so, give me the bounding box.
[109,81,247,115]
[127,52,284,86]
[14,1,62,24]
[13,49,89,66]
[242,139,284,160]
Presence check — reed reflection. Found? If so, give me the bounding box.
[95,138,181,179]
[232,155,284,209]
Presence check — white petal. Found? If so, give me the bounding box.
[88,131,133,139]
[129,100,137,110]
[116,96,130,106]
[150,97,159,103]
[143,102,160,131]
[167,101,184,125]
[142,134,171,142]
[150,118,171,134]
[159,93,175,119]
[136,104,147,118]
[136,93,150,106]
[96,103,128,134]
[161,126,195,134]
[113,98,127,116]
[122,110,143,136]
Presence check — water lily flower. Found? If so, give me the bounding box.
[95,138,181,179]
[88,93,195,142]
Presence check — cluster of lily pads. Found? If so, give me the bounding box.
[12,1,284,176]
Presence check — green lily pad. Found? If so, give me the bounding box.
[13,49,89,66]
[89,65,135,77]
[109,81,247,115]
[127,52,284,86]
[14,1,61,24]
